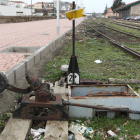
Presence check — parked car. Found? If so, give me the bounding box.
[125,16,132,20]
[133,16,140,21]
[130,16,136,20]
[137,16,140,21]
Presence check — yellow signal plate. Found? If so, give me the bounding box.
[65,8,86,20]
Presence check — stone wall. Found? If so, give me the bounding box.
[130,3,140,16]
[0,16,55,23]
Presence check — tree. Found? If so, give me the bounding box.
[104,4,108,15]
[111,0,126,11]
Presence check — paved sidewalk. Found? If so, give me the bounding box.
[0,18,84,72]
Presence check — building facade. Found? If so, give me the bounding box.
[130,3,140,16]
[9,1,27,8]
[0,0,8,6]
[114,0,140,18]
[34,2,46,9]
[46,2,54,10]
[60,2,70,10]
[0,4,34,16]
[105,8,119,18]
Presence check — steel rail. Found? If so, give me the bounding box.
[129,20,140,24]
[85,20,140,59]
[109,21,140,30]
[92,20,140,39]
[112,20,140,28]
[117,19,140,24]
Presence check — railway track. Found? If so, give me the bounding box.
[111,20,140,28]
[109,20,140,30]
[85,19,140,60]
[92,19,140,39]
[119,19,140,24]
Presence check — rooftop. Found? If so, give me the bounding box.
[108,8,113,13]
[11,1,25,3]
[114,0,140,11]
[35,2,46,4]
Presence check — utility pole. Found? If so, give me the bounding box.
[53,3,54,16]
[76,0,78,24]
[57,0,60,35]
[31,0,32,20]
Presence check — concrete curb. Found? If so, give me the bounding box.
[5,20,83,84]
[0,116,32,140]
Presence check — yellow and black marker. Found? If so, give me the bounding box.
[65,8,86,20]
[65,1,86,85]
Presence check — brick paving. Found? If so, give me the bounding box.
[0,53,31,72]
[0,18,84,72]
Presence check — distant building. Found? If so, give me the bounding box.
[69,3,76,10]
[0,0,8,6]
[33,1,74,17]
[34,2,46,9]
[113,0,140,18]
[60,2,70,10]
[105,8,119,18]
[53,0,62,10]
[0,4,34,16]
[46,2,54,10]
[27,5,34,9]
[92,12,104,18]
[9,1,27,8]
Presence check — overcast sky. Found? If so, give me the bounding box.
[14,0,136,13]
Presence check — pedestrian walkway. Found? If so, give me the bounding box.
[0,18,84,72]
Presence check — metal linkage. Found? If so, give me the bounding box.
[80,79,107,85]
[1,72,140,119]
[64,102,140,115]
[0,73,68,120]
[86,91,130,96]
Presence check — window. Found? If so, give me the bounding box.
[16,12,23,13]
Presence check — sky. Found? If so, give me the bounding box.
[13,0,137,13]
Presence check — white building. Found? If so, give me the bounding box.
[60,2,70,10]
[9,1,27,8]
[53,0,62,10]
[0,0,8,6]
[0,4,34,16]
[46,2,54,10]
[34,2,46,9]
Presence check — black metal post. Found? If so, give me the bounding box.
[67,1,80,85]
[72,1,75,84]
[73,1,75,56]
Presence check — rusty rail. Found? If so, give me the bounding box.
[92,20,140,39]
[64,102,140,115]
[109,21,140,30]
[112,20,140,28]
[85,20,140,60]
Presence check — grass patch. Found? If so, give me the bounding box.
[44,29,140,82]
[69,115,140,139]
[0,112,11,133]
